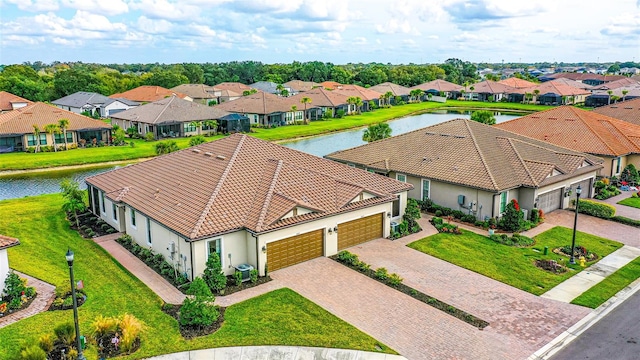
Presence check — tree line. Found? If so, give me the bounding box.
[0,59,479,102]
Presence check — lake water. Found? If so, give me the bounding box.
[0,111,520,200]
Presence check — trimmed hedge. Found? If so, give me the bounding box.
[611,216,640,228]
[577,199,616,219]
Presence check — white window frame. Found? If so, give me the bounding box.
[130,208,136,229]
[499,191,509,214]
[206,238,223,268]
[421,179,431,201]
[396,173,407,182]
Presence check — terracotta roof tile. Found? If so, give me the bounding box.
[0,234,20,250]
[288,88,350,107]
[410,79,463,92]
[498,78,537,88]
[496,106,640,157]
[594,98,640,126]
[326,119,602,193]
[110,96,230,124]
[170,84,217,99]
[546,73,627,82]
[466,80,516,94]
[213,82,252,92]
[333,85,382,101]
[86,134,412,240]
[319,81,342,90]
[215,91,295,114]
[513,81,591,96]
[590,77,640,90]
[110,86,189,102]
[0,102,111,135]
[368,82,412,96]
[283,80,321,92]
[0,91,33,111]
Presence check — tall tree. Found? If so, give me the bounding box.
[58,118,70,150]
[300,97,312,124]
[60,179,87,229]
[362,123,392,142]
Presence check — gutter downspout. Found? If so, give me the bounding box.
[190,241,195,281]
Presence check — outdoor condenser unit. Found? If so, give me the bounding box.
[234,264,254,282]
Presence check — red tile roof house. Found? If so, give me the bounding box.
[0,235,20,289]
[0,91,33,113]
[215,91,310,126]
[109,95,231,139]
[462,80,516,102]
[368,82,412,104]
[170,84,218,105]
[326,119,603,217]
[512,81,591,105]
[287,88,353,119]
[410,79,463,99]
[110,86,192,103]
[496,106,640,178]
[333,85,383,110]
[0,102,112,152]
[85,134,412,278]
[594,98,640,126]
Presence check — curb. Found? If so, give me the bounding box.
[527,276,640,360]
[144,346,408,360]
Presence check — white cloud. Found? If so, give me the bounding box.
[129,0,199,21]
[353,36,367,45]
[600,13,640,36]
[61,0,128,16]
[188,24,216,37]
[5,0,58,12]
[136,15,173,34]
[71,11,126,31]
[1,34,45,45]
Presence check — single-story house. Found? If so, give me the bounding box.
[250,81,294,96]
[85,134,412,279]
[590,77,640,91]
[213,82,253,95]
[287,88,352,119]
[215,91,309,126]
[462,81,516,102]
[593,98,640,126]
[110,86,192,103]
[0,91,32,113]
[333,85,383,111]
[513,81,591,105]
[0,102,112,152]
[539,73,627,86]
[52,91,139,117]
[368,82,411,104]
[283,80,320,93]
[497,77,537,89]
[110,95,231,138]
[410,79,463,99]
[319,81,342,90]
[0,235,20,290]
[496,106,640,178]
[170,84,218,105]
[326,118,603,218]
[586,85,640,107]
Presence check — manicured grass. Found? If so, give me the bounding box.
[571,257,640,308]
[0,101,553,171]
[617,196,640,209]
[407,226,622,295]
[0,194,393,359]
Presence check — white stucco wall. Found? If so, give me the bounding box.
[0,249,10,292]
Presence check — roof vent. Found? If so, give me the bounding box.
[216,154,226,160]
[192,149,201,153]
[624,107,632,109]
[204,152,213,157]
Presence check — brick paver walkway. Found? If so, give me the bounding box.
[0,271,56,328]
[215,280,285,307]
[542,210,640,247]
[94,233,186,304]
[592,192,640,220]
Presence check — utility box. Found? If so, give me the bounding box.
[390,221,399,234]
[458,195,466,206]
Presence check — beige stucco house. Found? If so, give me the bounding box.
[326,119,603,219]
[0,235,20,289]
[85,134,411,280]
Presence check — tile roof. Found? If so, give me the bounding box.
[589,85,640,99]
[104,98,140,107]
[110,95,230,124]
[496,106,640,157]
[546,78,594,90]
[213,82,252,93]
[0,234,20,250]
[410,79,463,92]
[52,91,111,108]
[288,88,350,107]
[333,85,383,101]
[319,81,342,90]
[513,81,591,96]
[250,81,291,94]
[594,98,640,126]
[368,82,411,96]
[0,91,33,111]
[497,78,537,88]
[591,77,640,90]
[0,102,112,135]
[86,134,412,240]
[283,80,321,92]
[466,80,516,94]
[215,91,296,114]
[110,86,189,102]
[545,73,628,82]
[170,84,217,99]
[326,119,603,193]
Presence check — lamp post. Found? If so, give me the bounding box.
[570,185,582,264]
[66,249,86,360]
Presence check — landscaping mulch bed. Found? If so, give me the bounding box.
[330,255,489,330]
[216,276,272,296]
[162,304,226,339]
[68,211,117,238]
[0,294,37,318]
[48,292,87,311]
[96,334,141,358]
[534,259,568,274]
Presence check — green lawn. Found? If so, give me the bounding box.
[0,101,553,171]
[571,256,640,308]
[617,196,640,209]
[407,226,622,295]
[0,194,393,359]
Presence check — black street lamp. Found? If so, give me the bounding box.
[65,249,87,360]
[570,185,582,264]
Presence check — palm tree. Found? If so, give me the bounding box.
[290,105,297,124]
[346,96,356,114]
[378,95,384,108]
[44,123,61,152]
[384,91,394,107]
[280,89,289,97]
[203,120,218,135]
[362,123,392,142]
[533,89,540,104]
[300,97,312,124]
[355,97,363,114]
[607,90,613,105]
[622,90,629,102]
[58,118,70,150]
[276,84,284,94]
[32,124,42,153]
[190,121,203,135]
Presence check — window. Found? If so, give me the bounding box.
[112,203,118,220]
[130,208,136,227]
[184,122,197,132]
[396,173,407,182]
[27,134,46,146]
[207,238,222,265]
[54,132,73,143]
[146,218,152,245]
[499,191,508,214]
[100,192,106,213]
[421,179,430,201]
[392,199,400,217]
[615,157,622,175]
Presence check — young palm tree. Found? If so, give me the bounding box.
[607,90,613,105]
[622,90,629,102]
[58,118,70,150]
[362,123,392,142]
[533,89,540,104]
[32,124,42,153]
[346,97,356,114]
[384,91,393,106]
[300,97,312,124]
[44,123,61,152]
[190,120,203,135]
[290,105,297,124]
[355,97,363,114]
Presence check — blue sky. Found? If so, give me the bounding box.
[1,0,639,65]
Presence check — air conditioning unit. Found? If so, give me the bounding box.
[234,264,254,282]
[390,221,399,234]
[521,209,529,221]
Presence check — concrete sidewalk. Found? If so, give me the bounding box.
[145,346,407,360]
[541,245,640,303]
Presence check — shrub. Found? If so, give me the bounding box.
[37,334,54,353]
[530,208,540,223]
[120,314,144,353]
[179,277,219,328]
[249,269,258,284]
[430,217,443,225]
[337,250,359,266]
[387,273,403,287]
[54,322,75,346]
[92,315,120,340]
[498,199,524,232]
[144,132,155,141]
[611,215,640,227]
[451,210,465,219]
[20,345,46,360]
[335,109,345,118]
[234,271,243,286]
[434,210,443,217]
[189,135,206,147]
[374,267,389,280]
[202,253,227,293]
[461,214,476,223]
[154,140,179,155]
[489,233,534,247]
[577,199,616,218]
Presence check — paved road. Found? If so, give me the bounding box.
[550,291,640,360]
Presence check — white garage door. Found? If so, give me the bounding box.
[538,189,562,214]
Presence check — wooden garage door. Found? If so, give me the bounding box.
[538,189,562,214]
[338,213,383,250]
[267,229,324,271]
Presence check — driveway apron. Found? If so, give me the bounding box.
[543,210,640,247]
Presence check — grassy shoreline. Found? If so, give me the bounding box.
[0,101,552,172]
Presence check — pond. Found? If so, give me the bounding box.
[0,110,520,201]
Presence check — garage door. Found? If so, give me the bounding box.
[538,189,562,214]
[267,229,324,271]
[338,213,384,250]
